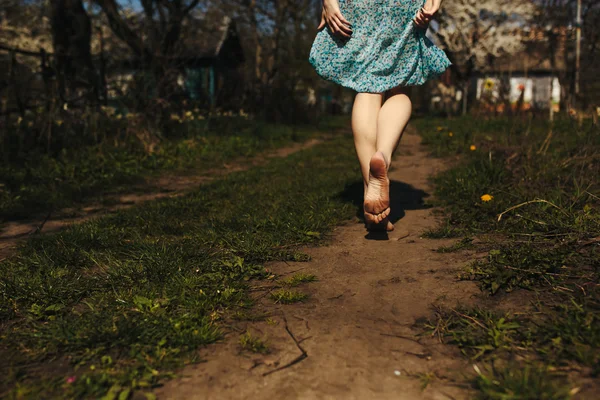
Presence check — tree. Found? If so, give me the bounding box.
[432,0,537,114]
[50,0,98,103]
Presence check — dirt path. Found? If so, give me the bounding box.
[0,138,324,260]
[155,130,484,400]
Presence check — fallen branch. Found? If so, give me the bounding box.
[262,315,308,376]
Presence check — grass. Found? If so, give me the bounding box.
[238,332,270,354]
[415,115,600,397]
[0,114,347,220]
[269,289,309,304]
[0,129,361,398]
[474,363,573,400]
[280,272,318,287]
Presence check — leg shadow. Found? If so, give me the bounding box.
[338,180,432,240]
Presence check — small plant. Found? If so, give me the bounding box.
[239,332,270,354]
[281,272,317,287]
[473,363,573,400]
[269,289,308,304]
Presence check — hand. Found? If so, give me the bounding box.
[318,0,352,39]
[413,0,442,29]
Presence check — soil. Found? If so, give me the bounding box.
[154,129,486,400]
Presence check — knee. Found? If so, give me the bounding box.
[385,86,411,102]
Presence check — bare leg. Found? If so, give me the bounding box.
[352,93,392,230]
[363,87,413,227]
[351,93,381,193]
[377,87,412,167]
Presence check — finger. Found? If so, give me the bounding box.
[336,12,352,28]
[329,18,350,38]
[318,16,326,30]
[334,15,353,35]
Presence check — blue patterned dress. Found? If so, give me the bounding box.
[309,0,451,93]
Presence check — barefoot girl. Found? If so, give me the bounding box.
[309,0,450,231]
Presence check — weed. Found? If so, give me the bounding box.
[269,289,309,304]
[473,363,573,400]
[239,332,270,354]
[281,273,318,287]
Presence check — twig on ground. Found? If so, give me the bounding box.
[379,333,423,344]
[29,211,52,235]
[497,199,569,222]
[450,309,488,330]
[262,314,308,376]
[502,265,589,280]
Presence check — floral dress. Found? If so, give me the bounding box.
[309,0,451,93]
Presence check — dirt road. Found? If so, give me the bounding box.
[156,130,482,400]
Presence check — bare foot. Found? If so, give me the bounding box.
[366,219,395,232]
[364,152,390,224]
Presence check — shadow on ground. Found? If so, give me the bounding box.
[339,179,432,240]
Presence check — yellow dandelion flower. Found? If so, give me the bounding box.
[481,194,493,202]
[56,120,64,126]
[170,113,180,121]
[470,145,476,151]
[185,111,193,118]
[448,132,454,137]
[484,79,495,90]
[436,126,443,132]
[116,114,122,120]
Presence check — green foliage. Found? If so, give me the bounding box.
[0,133,360,397]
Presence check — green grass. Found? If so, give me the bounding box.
[269,289,309,304]
[474,363,573,400]
[416,115,600,397]
[0,131,361,398]
[238,332,270,354]
[280,272,318,287]
[0,115,347,220]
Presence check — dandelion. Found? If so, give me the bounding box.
[436,126,443,132]
[63,103,69,111]
[448,132,454,137]
[481,194,493,202]
[56,120,64,127]
[484,79,494,90]
[115,114,123,120]
[66,376,76,384]
[470,145,476,151]
[185,111,193,118]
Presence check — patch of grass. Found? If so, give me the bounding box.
[0,132,360,398]
[416,115,600,397]
[269,289,309,304]
[239,332,270,354]
[281,272,318,287]
[0,115,345,220]
[473,363,573,400]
